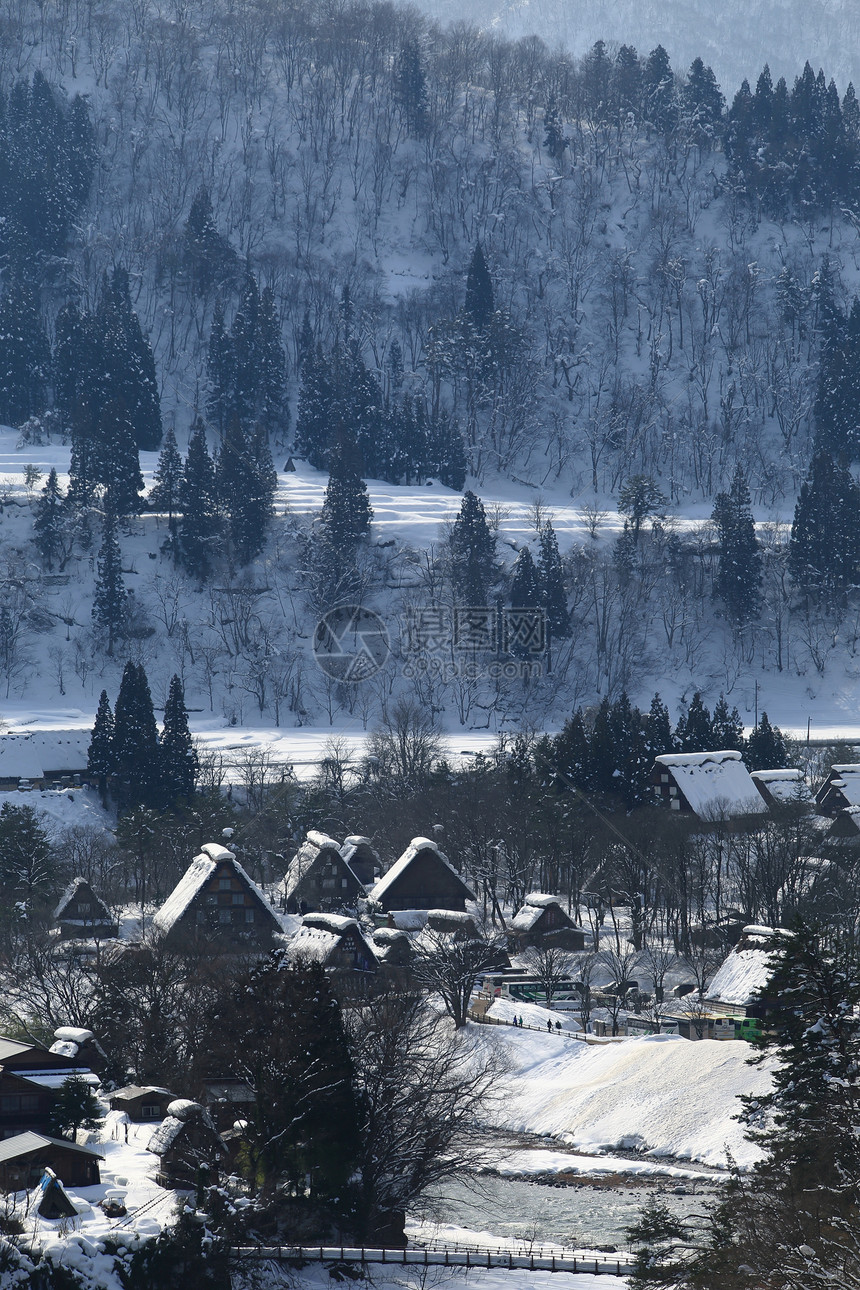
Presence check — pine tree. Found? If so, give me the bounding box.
[230,271,261,428]
[537,521,569,638]
[449,490,496,604]
[716,469,763,624]
[319,444,373,547]
[182,185,236,297]
[543,97,567,161]
[0,802,53,900]
[206,298,232,436]
[258,285,288,436]
[642,45,678,134]
[87,690,115,803]
[96,399,144,517]
[508,547,541,657]
[426,408,467,491]
[294,342,332,468]
[217,416,276,564]
[788,448,860,599]
[159,675,197,807]
[675,692,713,752]
[711,693,745,750]
[0,278,49,426]
[92,501,126,656]
[552,709,591,791]
[464,243,494,333]
[746,713,790,771]
[33,467,66,571]
[395,40,428,137]
[645,693,674,757]
[179,417,220,577]
[148,427,183,546]
[112,662,161,811]
[98,268,162,451]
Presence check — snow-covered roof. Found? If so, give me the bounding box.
[286,925,341,963]
[110,1085,173,1101]
[823,766,860,806]
[523,892,563,908]
[53,1027,94,1046]
[654,751,767,818]
[153,846,279,935]
[53,877,111,922]
[750,769,811,804]
[301,912,359,934]
[371,927,409,945]
[369,837,473,902]
[49,1042,79,1059]
[0,1132,103,1164]
[706,943,774,1007]
[14,1069,99,1089]
[152,853,218,934]
[147,1117,185,1156]
[0,732,91,781]
[281,831,354,901]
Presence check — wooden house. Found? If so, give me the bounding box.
[340,835,380,885]
[750,769,811,810]
[370,927,412,968]
[0,1036,98,1138]
[53,878,118,940]
[147,1099,226,1189]
[287,913,377,973]
[0,1132,103,1190]
[816,765,860,816]
[509,893,587,951]
[368,837,475,913]
[109,1086,176,1122]
[152,844,282,946]
[704,925,779,1020]
[280,831,364,915]
[651,751,768,820]
[49,1027,109,1077]
[0,731,90,791]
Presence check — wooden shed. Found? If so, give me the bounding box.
[509,893,587,951]
[147,1099,226,1190]
[109,1086,176,1123]
[280,831,364,915]
[368,837,475,913]
[0,1132,103,1190]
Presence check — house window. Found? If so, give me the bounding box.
[140,1104,159,1120]
[322,879,335,889]
[219,878,232,890]
[245,909,255,923]
[219,909,231,924]
[20,1096,37,1112]
[341,879,348,888]
[0,1096,19,1113]
[78,903,91,914]
[232,894,244,905]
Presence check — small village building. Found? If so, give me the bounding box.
[0,731,90,790]
[426,909,479,937]
[750,768,811,809]
[651,751,768,820]
[371,927,412,968]
[824,806,860,849]
[340,835,380,885]
[53,878,118,941]
[33,1167,78,1219]
[509,893,587,951]
[147,1099,226,1190]
[280,831,364,915]
[152,844,282,946]
[0,1132,103,1190]
[287,912,377,973]
[109,1086,175,1122]
[368,837,475,913]
[816,765,860,816]
[704,925,779,1020]
[49,1027,109,1077]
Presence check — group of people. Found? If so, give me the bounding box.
[509,1014,564,1032]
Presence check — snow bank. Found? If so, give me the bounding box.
[484,1029,772,1169]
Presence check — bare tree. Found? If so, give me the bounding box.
[521,943,578,1008]
[414,926,507,1028]
[344,990,502,1241]
[598,944,641,1036]
[366,698,443,792]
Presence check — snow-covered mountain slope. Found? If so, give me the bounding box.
[414,0,860,95]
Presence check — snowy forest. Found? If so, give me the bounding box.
[3,0,860,732]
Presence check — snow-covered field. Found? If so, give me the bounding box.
[484,1029,772,1169]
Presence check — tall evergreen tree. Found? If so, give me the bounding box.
[112,662,161,811]
[395,40,428,137]
[258,285,288,436]
[98,268,162,451]
[644,693,675,757]
[464,243,494,333]
[642,44,678,134]
[293,341,331,468]
[0,278,49,425]
[537,521,570,638]
[206,298,232,436]
[508,547,541,658]
[182,185,236,297]
[148,427,183,546]
[33,467,66,571]
[87,689,114,803]
[449,490,496,604]
[179,417,220,577]
[96,399,144,517]
[711,693,745,750]
[712,465,761,623]
[92,501,126,656]
[553,709,591,791]
[788,448,860,599]
[217,416,276,564]
[159,675,197,806]
[746,713,790,771]
[319,444,373,547]
[675,692,713,752]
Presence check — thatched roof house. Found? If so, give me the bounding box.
[340,835,380,885]
[816,765,860,816]
[651,751,768,819]
[53,878,117,940]
[280,831,364,915]
[509,893,587,951]
[369,837,475,912]
[147,1099,226,1189]
[750,768,811,809]
[152,844,281,945]
[287,913,376,973]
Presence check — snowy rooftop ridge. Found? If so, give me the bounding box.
[654,750,767,819]
[152,853,218,934]
[369,836,466,902]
